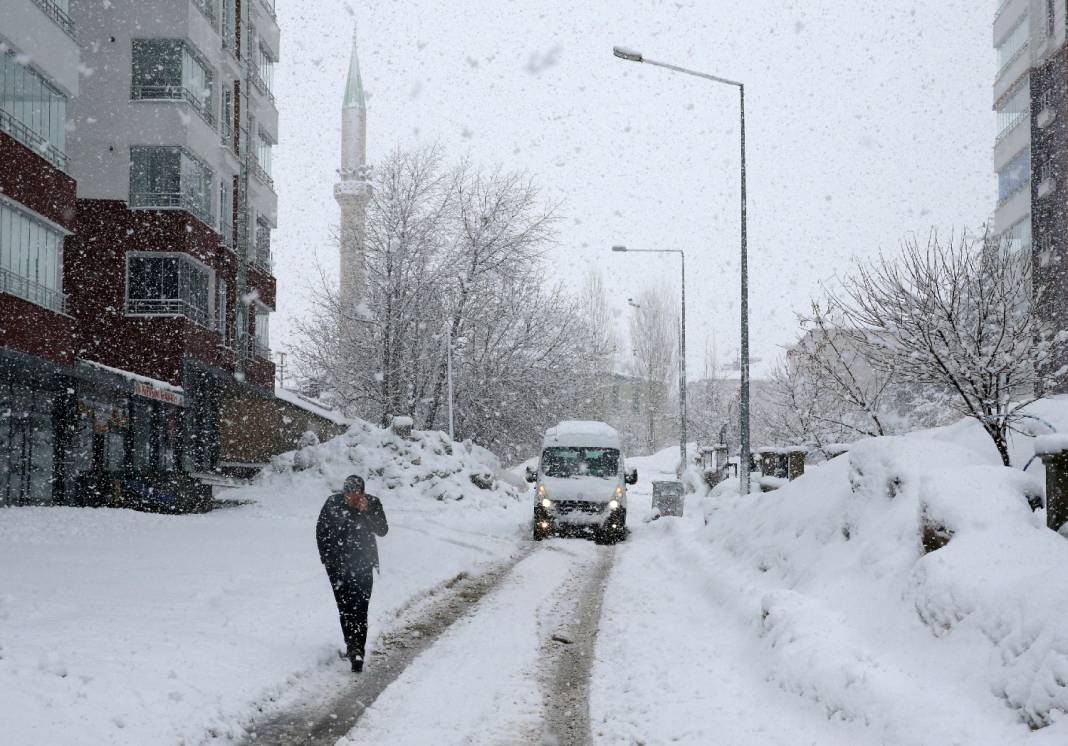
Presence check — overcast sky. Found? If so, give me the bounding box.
[272,0,994,380]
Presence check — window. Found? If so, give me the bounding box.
[256,43,276,95]
[0,201,65,312]
[997,148,1029,204]
[996,15,1030,76]
[130,146,214,225]
[221,84,235,145]
[255,216,272,269]
[216,278,230,345]
[219,177,233,245]
[131,40,215,127]
[254,306,271,359]
[541,447,621,479]
[127,253,213,327]
[254,130,274,184]
[0,48,68,170]
[999,216,1031,257]
[996,79,1029,139]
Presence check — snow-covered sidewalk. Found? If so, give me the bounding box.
[0,423,527,745]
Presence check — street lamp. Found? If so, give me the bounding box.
[611,245,688,469]
[611,46,752,496]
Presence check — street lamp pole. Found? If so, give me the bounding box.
[446,325,456,442]
[612,46,751,495]
[612,245,687,468]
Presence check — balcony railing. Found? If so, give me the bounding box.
[131,85,217,129]
[0,267,67,314]
[252,339,272,360]
[129,190,215,227]
[127,297,211,327]
[32,0,75,38]
[193,0,217,26]
[0,107,68,172]
[251,155,275,190]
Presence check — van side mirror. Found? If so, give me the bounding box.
[625,468,638,485]
[525,466,538,483]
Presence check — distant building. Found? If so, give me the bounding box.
[993,1,1068,390]
[0,0,283,505]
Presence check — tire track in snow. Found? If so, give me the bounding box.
[237,545,534,745]
[538,544,615,746]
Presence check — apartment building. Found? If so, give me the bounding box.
[0,0,81,504]
[993,1,1068,391]
[0,0,282,505]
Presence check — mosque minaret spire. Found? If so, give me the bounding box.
[335,26,370,309]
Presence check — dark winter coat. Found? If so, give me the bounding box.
[316,493,389,575]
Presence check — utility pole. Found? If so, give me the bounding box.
[276,351,287,388]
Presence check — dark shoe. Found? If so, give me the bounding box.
[351,657,363,673]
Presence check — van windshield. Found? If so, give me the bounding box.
[542,447,620,479]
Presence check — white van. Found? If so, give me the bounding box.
[525,421,637,544]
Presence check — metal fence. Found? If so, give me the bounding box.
[0,108,68,171]
[127,297,211,328]
[0,267,67,314]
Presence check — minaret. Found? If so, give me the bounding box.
[335,28,370,309]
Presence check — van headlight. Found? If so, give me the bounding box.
[608,499,620,510]
[541,498,553,509]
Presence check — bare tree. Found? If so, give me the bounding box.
[831,231,1061,466]
[293,146,603,459]
[628,283,678,453]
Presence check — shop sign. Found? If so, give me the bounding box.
[133,381,186,408]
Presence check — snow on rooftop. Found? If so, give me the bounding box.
[275,387,352,427]
[543,420,621,447]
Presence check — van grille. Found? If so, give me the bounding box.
[554,500,605,514]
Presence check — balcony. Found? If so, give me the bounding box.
[129,190,215,227]
[0,108,68,171]
[31,0,75,38]
[0,267,67,314]
[131,85,217,129]
[252,338,271,360]
[251,155,275,190]
[193,0,217,26]
[127,298,211,328]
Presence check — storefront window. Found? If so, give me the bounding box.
[0,379,56,506]
[131,399,154,472]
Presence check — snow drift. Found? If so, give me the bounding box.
[704,426,1068,741]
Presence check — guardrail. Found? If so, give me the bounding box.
[0,267,67,314]
[32,0,75,37]
[131,85,217,128]
[127,297,210,327]
[0,108,68,171]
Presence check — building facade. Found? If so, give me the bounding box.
[993,0,1068,391]
[0,0,281,506]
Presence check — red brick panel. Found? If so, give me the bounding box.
[0,132,77,230]
[0,294,76,364]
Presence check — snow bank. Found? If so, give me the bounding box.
[704,424,1068,740]
[268,419,517,505]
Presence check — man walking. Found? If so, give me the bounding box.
[316,475,389,673]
